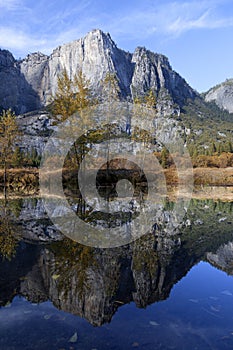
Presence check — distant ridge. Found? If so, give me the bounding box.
[204,78,233,113]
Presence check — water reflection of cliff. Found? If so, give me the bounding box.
[0,198,233,326]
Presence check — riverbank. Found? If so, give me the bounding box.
[0,167,233,196]
[0,168,39,195]
[164,167,233,186]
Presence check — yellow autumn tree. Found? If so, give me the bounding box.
[51,68,95,163]
[51,68,93,123]
[0,109,21,196]
[100,72,121,172]
[51,69,97,218]
[145,89,157,109]
[132,89,156,180]
[51,69,76,121]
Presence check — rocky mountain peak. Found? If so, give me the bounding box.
[131,45,196,106]
[21,51,48,63]
[0,29,198,114]
[0,49,16,66]
[84,28,117,49]
[46,28,133,99]
[132,46,170,68]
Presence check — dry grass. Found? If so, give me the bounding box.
[193,167,233,186]
[0,166,233,197]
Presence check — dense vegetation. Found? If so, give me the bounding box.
[0,70,233,177]
[181,98,233,157]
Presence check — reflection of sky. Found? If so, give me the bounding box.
[0,299,53,326]
[172,261,233,299]
[1,261,233,349]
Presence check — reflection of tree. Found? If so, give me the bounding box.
[0,200,21,261]
[51,239,95,298]
[132,234,159,277]
[131,99,156,198]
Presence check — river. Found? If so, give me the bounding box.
[0,194,233,349]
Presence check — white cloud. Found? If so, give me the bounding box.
[0,0,233,58]
[0,27,47,54]
[164,3,233,36]
[106,0,233,40]
[0,0,22,10]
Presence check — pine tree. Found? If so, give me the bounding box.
[51,68,96,162]
[161,146,169,169]
[216,143,223,155]
[12,146,22,167]
[51,68,94,122]
[210,142,216,156]
[225,141,232,153]
[74,70,92,111]
[193,148,198,158]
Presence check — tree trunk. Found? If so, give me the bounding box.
[3,158,7,200]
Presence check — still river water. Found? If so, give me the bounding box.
[0,194,233,350]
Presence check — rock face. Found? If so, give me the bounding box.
[0,29,197,114]
[131,47,196,108]
[16,110,53,153]
[17,198,63,242]
[19,52,49,108]
[205,79,233,113]
[40,30,134,100]
[0,49,41,113]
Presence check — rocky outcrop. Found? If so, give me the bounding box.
[0,49,41,114]
[204,79,233,113]
[131,47,196,109]
[206,241,233,274]
[19,52,49,107]
[15,101,185,155]
[0,29,197,115]
[17,198,63,242]
[17,110,53,153]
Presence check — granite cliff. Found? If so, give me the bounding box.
[204,79,233,113]
[1,29,232,157]
[0,49,41,113]
[0,29,196,115]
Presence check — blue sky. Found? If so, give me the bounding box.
[0,0,233,92]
